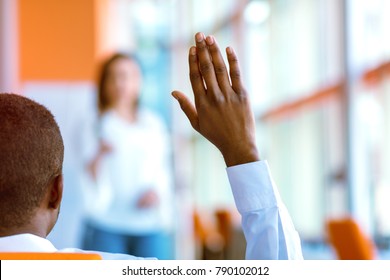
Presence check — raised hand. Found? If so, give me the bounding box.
[172,32,259,167]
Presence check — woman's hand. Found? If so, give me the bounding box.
[136,189,159,209]
[87,141,113,181]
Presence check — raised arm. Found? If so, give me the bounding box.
[172,33,303,260]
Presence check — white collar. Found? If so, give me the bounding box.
[0,233,153,260]
[0,233,57,252]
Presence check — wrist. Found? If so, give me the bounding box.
[221,144,260,167]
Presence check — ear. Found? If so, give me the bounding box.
[48,174,63,210]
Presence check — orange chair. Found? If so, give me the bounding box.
[193,208,241,259]
[326,217,377,260]
[0,252,102,260]
[193,210,225,259]
[215,209,233,245]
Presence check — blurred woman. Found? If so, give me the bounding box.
[81,53,174,259]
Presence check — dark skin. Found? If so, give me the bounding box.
[172,32,260,167]
[0,175,63,238]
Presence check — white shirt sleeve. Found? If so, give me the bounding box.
[226,160,303,260]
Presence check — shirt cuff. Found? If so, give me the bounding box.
[226,160,280,213]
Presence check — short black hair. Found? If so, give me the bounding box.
[0,93,64,231]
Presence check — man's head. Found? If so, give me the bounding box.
[0,93,64,237]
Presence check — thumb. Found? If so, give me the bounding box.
[172,91,199,132]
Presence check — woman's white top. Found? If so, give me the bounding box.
[82,109,174,235]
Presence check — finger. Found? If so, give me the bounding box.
[188,46,206,106]
[206,35,231,93]
[226,47,245,95]
[195,32,220,93]
[172,91,200,132]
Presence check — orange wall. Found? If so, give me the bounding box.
[19,0,108,81]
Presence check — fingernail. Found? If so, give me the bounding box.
[226,46,233,55]
[171,92,179,100]
[195,32,204,42]
[206,35,214,45]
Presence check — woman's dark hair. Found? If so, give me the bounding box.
[97,52,141,114]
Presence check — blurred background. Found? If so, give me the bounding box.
[1,0,390,260]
